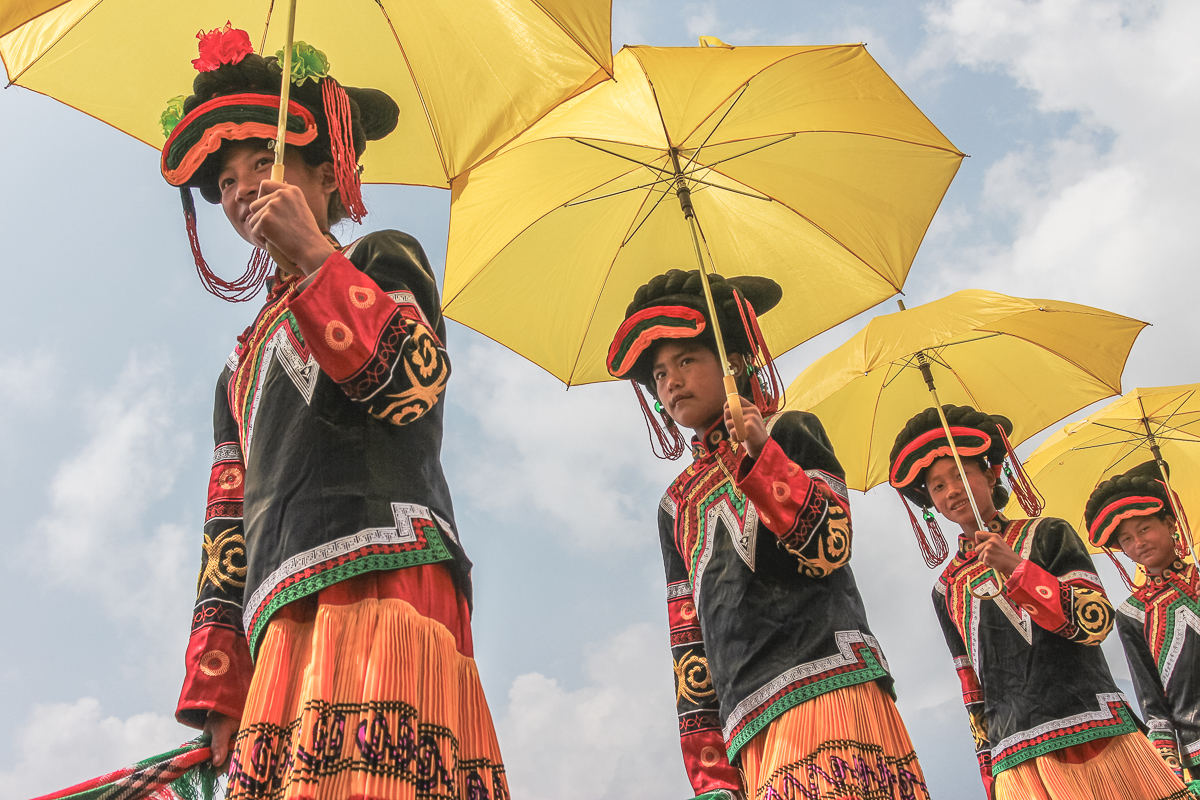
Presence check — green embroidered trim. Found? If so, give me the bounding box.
[991,705,1139,773]
[1154,593,1200,668]
[689,482,747,581]
[725,648,890,761]
[246,525,452,659]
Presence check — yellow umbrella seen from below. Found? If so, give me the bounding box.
[1012,384,1200,564]
[0,0,613,188]
[443,40,965,392]
[785,290,1146,596]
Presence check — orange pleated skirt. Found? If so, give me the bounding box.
[226,566,508,800]
[738,680,931,799]
[994,731,1189,800]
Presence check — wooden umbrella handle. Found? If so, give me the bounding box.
[265,163,297,274]
[725,374,746,440]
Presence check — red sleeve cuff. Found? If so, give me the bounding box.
[735,438,816,536]
[681,728,742,795]
[1004,559,1068,631]
[957,663,983,705]
[288,252,398,383]
[176,625,253,729]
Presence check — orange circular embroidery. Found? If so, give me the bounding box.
[681,601,697,620]
[349,285,375,309]
[787,462,801,477]
[325,320,353,351]
[700,746,721,767]
[1035,585,1054,600]
[199,649,230,677]
[772,481,791,502]
[217,466,243,491]
[760,512,772,525]
[1023,604,1040,615]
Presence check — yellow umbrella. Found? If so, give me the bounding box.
[0,0,612,188]
[786,290,1145,595]
[1014,385,1200,564]
[443,41,965,394]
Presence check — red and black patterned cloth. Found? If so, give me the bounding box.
[659,410,894,795]
[934,512,1137,793]
[177,230,469,726]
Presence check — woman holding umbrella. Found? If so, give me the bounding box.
[889,405,1186,799]
[158,25,507,799]
[1086,461,1200,785]
[606,269,930,800]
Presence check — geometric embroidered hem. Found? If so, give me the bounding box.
[990,693,1139,773]
[723,631,891,761]
[244,521,452,658]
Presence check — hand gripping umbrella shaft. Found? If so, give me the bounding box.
[1138,396,1200,566]
[669,149,746,440]
[266,0,299,274]
[915,350,1007,599]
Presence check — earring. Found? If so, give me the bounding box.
[654,400,664,414]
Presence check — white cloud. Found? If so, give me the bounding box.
[35,354,195,628]
[496,622,689,800]
[0,351,57,411]
[920,0,1200,382]
[451,343,680,549]
[0,698,186,800]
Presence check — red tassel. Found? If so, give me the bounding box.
[322,78,367,224]
[1103,548,1136,592]
[899,491,949,568]
[733,291,784,414]
[998,427,1044,516]
[180,188,270,302]
[632,381,686,460]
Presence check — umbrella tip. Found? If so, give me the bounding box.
[897,299,907,311]
[698,36,733,48]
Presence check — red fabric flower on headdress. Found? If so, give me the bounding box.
[192,22,254,73]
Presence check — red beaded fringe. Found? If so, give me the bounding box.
[1104,549,1137,592]
[632,380,686,460]
[998,427,1044,516]
[181,187,270,302]
[732,291,783,414]
[322,78,367,223]
[899,491,949,568]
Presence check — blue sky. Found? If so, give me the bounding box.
[1,1,1197,798]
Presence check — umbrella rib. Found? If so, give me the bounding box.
[564,177,666,386]
[681,84,750,173]
[3,0,106,86]
[372,0,452,180]
[679,174,772,201]
[689,134,797,172]
[570,138,673,174]
[622,183,677,247]
[1150,392,1195,433]
[527,0,614,77]
[565,176,674,207]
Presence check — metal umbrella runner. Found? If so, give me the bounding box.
[443,38,966,430]
[785,290,1147,597]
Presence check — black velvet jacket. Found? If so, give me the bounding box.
[1118,559,1200,773]
[934,514,1136,791]
[176,230,470,727]
[659,411,896,795]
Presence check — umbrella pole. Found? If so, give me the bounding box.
[265,0,299,274]
[669,149,747,440]
[1137,399,1198,565]
[915,350,1005,598]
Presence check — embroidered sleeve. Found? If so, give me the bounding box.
[1117,606,1184,778]
[736,411,851,578]
[177,371,254,728]
[934,585,994,799]
[288,232,450,426]
[1005,519,1114,645]
[660,498,742,796]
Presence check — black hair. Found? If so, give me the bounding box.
[891,404,1012,510]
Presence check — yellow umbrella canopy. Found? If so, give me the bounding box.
[0,0,612,186]
[785,289,1147,493]
[1013,385,1200,556]
[443,42,965,386]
